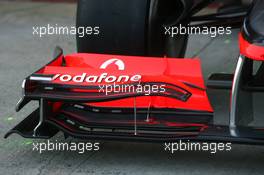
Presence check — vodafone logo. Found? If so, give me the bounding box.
[51,58,141,84]
[100,58,125,70]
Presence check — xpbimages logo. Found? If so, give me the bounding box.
[52,58,141,83]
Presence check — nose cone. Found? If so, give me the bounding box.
[242,0,264,45]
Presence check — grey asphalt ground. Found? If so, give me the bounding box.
[1,1,264,175]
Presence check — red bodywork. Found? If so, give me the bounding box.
[239,33,264,61]
[35,53,213,113]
